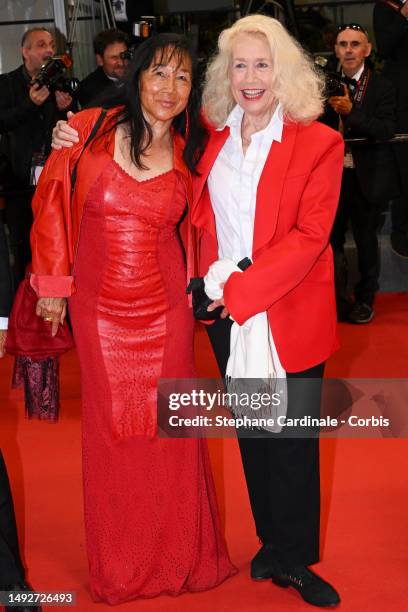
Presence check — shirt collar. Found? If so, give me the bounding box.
[342,63,365,82]
[218,102,284,143]
[102,68,119,83]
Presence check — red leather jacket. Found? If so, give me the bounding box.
[30,107,195,297]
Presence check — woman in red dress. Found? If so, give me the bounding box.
[29,34,235,604]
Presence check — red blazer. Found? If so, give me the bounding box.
[30,107,194,298]
[192,120,344,373]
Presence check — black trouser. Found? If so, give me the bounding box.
[330,169,382,307]
[5,192,33,291]
[391,143,408,238]
[0,450,25,587]
[206,317,323,566]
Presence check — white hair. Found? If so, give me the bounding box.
[203,15,325,127]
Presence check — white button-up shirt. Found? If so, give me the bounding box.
[207,103,286,378]
[208,103,283,261]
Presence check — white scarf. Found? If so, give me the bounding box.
[204,259,287,432]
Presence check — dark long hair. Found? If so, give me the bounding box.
[96,33,207,174]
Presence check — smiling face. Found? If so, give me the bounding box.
[335,29,372,77]
[228,32,275,121]
[139,48,192,125]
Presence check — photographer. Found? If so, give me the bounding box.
[322,24,400,323]
[0,28,74,287]
[77,29,129,108]
[374,0,408,257]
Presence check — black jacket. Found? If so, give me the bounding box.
[321,68,400,203]
[77,66,120,108]
[374,0,408,129]
[0,65,67,191]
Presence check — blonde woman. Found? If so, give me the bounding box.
[195,15,343,607]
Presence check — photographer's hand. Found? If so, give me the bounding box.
[328,85,353,116]
[29,83,50,106]
[55,90,73,112]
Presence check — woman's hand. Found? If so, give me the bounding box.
[207,297,229,319]
[36,297,67,337]
[52,111,79,149]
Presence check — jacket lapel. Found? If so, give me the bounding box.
[192,121,299,254]
[193,126,229,208]
[252,122,298,257]
[191,127,229,241]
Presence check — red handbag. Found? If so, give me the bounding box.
[5,269,74,358]
[5,268,74,422]
[4,110,107,420]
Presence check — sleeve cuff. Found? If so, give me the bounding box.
[30,274,75,297]
[0,317,8,330]
[223,271,247,325]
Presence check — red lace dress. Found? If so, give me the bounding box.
[68,160,236,604]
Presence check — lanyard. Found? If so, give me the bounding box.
[353,69,371,105]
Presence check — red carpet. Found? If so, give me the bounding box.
[1,292,408,611]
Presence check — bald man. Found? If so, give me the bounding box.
[322,24,400,323]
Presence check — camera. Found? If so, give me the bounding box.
[314,56,354,98]
[120,47,134,61]
[33,54,80,96]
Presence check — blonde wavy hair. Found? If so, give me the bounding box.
[203,15,325,127]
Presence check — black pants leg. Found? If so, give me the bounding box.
[331,169,381,307]
[330,177,352,319]
[0,217,13,316]
[206,318,322,566]
[0,450,25,587]
[391,144,408,237]
[5,193,33,291]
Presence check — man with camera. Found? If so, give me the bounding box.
[322,24,400,323]
[374,0,408,258]
[77,29,129,108]
[0,27,73,288]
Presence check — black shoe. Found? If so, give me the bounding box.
[3,581,42,612]
[271,564,340,607]
[348,301,374,324]
[251,543,276,580]
[391,232,408,258]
